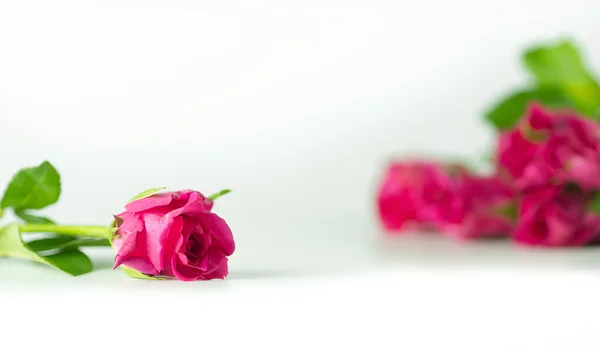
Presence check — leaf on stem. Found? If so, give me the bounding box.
[484,88,571,130]
[0,224,93,276]
[27,235,111,253]
[1,161,61,210]
[523,40,600,116]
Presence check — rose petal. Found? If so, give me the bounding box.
[141,212,181,272]
[566,155,600,190]
[113,212,145,268]
[166,191,211,218]
[119,258,159,275]
[161,216,185,277]
[172,252,229,281]
[126,193,176,213]
[200,257,229,280]
[197,212,235,255]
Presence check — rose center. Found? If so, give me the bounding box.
[186,237,200,253]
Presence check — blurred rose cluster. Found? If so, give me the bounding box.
[377,103,600,247]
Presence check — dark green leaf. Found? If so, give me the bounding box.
[0,224,93,276]
[485,88,571,130]
[27,235,110,252]
[1,161,61,210]
[15,209,55,224]
[27,235,76,252]
[44,250,93,277]
[129,187,166,202]
[523,40,600,116]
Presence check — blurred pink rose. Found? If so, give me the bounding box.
[513,187,600,246]
[113,190,235,281]
[376,161,456,231]
[497,103,600,191]
[422,173,516,239]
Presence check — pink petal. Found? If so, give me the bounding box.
[119,258,159,275]
[166,191,211,218]
[160,216,185,277]
[126,193,176,213]
[141,212,181,272]
[200,257,229,280]
[197,212,235,255]
[112,213,145,267]
[527,102,554,131]
[566,156,600,190]
[172,252,229,281]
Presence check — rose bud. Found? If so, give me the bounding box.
[421,173,516,239]
[513,186,600,247]
[112,190,235,281]
[376,161,459,232]
[497,103,600,191]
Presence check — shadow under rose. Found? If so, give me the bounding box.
[226,269,310,280]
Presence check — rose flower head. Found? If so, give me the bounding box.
[497,103,600,192]
[112,189,235,281]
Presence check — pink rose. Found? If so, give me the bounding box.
[422,173,516,239]
[112,190,235,281]
[513,187,600,246]
[497,103,600,191]
[376,161,456,231]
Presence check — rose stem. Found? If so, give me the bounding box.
[18,224,112,239]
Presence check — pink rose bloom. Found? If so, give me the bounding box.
[422,173,516,239]
[514,187,600,246]
[376,161,456,231]
[497,103,600,191]
[112,190,235,281]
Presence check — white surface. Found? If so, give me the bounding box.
[1,1,600,343]
[3,268,600,346]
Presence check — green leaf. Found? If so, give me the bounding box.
[588,193,600,215]
[0,224,93,276]
[129,187,166,202]
[1,161,61,210]
[485,88,571,130]
[593,107,600,121]
[27,235,110,253]
[523,40,600,116]
[208,189,232,201]
[15,209,55,224]
[496,202,518,220]
[120,266,164,280]
[27,235,76,252]
[43,250,93,276]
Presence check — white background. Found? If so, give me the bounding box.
[1,1,600,344]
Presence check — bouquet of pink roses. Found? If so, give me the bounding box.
[377,39,600,247]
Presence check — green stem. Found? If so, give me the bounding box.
[19,224,112,239]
